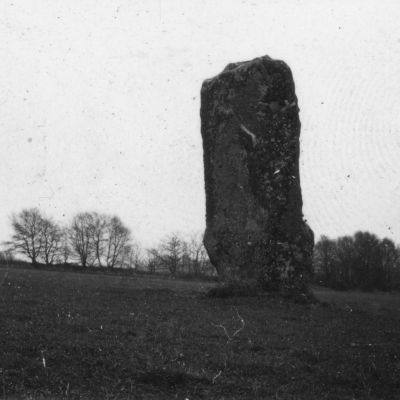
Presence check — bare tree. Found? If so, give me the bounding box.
[379,238,398,286]
[69,212,95,267]
[145,248,163,274]
[58,229,71,265]
[187,232,206,275]
[90,212,107,267]
[122,241,142,269]
[118,241,142,269]
[180,240,191,274]
[313,235,337,284]
[160,233,183,277]
[41,218,62,266]
[335,235,356,286]
[104,216,131,268]
[10,208,45,266]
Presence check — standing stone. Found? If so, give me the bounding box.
[201,55,313,293]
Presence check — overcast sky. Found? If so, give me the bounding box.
[1,0,400,248]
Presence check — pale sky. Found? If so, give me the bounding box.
[1,0,400,248]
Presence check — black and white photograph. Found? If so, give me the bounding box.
[1,1,400,399]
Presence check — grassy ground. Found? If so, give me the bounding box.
[1,267,400,399]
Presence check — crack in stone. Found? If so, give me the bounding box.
[239,123,258,147]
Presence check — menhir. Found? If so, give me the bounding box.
[200,55,313,292]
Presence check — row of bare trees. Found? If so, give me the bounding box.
[4,208,215,277]
[146,232,214,277]
[314,231,400,290]
[69,212,132,268]
[7,208,135,269]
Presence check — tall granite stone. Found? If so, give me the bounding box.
[201,55,313,292]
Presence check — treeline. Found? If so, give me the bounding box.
[5,208,133,268]
[314,232,400,290]
[1,208,214,278]
[146,232,214,277]
[4,209,400,288]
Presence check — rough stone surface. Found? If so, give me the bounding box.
[201,55,314,291]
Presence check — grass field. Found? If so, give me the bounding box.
[1,267,400,399]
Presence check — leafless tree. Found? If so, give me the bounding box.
[158,233,183,276]
[41,218,62,266]
[186,232,207,275]
[58,229,71,265]
[145,248,162,274]
[122,241,143,269]
[313,235,337,282]
[10,208,45,266]
[69,212,95,267]
[335,235,356,286]
[90,212,107,267]
[168,234,183,276]
[104,216,131,268]
[118,241,142,269]
[379,238,398,283]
